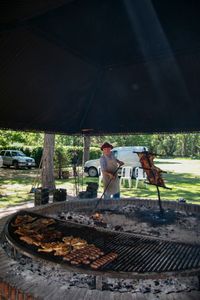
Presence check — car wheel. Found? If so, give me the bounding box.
[13,161,19,169]
[28,166,31,169]
[88,167,98,177]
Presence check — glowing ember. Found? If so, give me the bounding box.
[91,213,103,221]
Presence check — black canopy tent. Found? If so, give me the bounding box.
[0,0,200,135]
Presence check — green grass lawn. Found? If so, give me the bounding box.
[76,171,200,204]
[120,172,200,204]
[0,159,200,209]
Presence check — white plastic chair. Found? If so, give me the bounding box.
[98,166,103,186]
[120,166,132,188]
[135,167,147,188]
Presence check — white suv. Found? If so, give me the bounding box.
[84,146,148,177]
[0,150,36,169]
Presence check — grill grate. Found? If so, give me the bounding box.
[4,211,200,274]
[96,235,200,273]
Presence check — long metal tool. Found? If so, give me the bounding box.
[92,165,121,213]
[30,155,43,193]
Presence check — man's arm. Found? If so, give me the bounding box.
[116,159,124,166]
[102,170,115,180]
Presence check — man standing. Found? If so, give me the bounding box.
[100,142,124,199]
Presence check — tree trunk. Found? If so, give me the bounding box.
[83,135,91,164]
[41,133,55,191]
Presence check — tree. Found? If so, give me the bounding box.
[41,133,55,190]
[83,135,91,164]
[151,134,177,156]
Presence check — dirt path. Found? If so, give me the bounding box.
[156,158,200,176]
[0,201,34,218]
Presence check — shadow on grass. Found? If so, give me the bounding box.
[121,172,200,203]
[0,168,37,185]
[163,172,200,184]
[0,194,34,209]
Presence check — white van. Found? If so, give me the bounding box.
[84,146,148,177]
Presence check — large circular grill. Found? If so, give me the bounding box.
[4,205,200,279]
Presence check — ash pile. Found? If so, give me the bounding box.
[54,204,200,244]
[57,211,108,228]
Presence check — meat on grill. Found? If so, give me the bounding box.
[13,213,118,270]
[137,152,167,188]
[90,252,118,269]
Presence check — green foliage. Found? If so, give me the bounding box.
[150,134,177,156]
[150,133,200,158]
[88,147,102,160]
[54,146,71,169]
[54,145,101,168]
[0,129,200,159]
[55,135,82,146]
[91,134,152,149]
[0,130,43,147]
[31,147,43,167]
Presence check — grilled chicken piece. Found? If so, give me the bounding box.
[15,228,36,236]
[71,238,87,245]
[72,241,87,248]
[15,226,62,244]
[39,218,56,225]
[38,247,54,253]
[31,233,45,241]
[62,236,88,249]
[41,230,62,240]
[39,241,61,249]
[22,218,56,230]
[12,215,37,227]
[19,235,41,246]
[62,236,74,244]
[54,247,70,256]
[38,241,68,254]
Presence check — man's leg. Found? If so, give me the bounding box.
[104,192,111,200]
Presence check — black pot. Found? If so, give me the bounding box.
[53,188,67,202]
[34,188,49,206]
